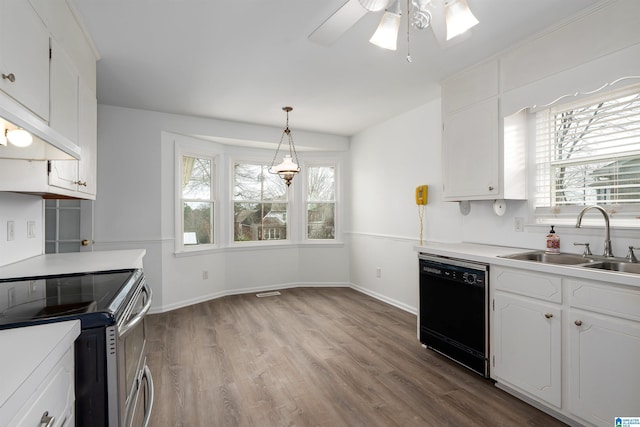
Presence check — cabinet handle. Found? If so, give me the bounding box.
[75,180,87,187]
[40,411,55,427]
[2,73,15,82]
[544,313,553,319]
[574,320,583,326]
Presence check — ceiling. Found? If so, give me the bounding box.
[74,0,602,137]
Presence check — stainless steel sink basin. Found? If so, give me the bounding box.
[581,261,640,274]
[501,251,596,265]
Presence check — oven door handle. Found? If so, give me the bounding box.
[141,365,155,427]
[119,282,153,337]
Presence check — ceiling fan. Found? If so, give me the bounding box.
[308,0,478,52]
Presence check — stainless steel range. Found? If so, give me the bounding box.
[0,268,154,427]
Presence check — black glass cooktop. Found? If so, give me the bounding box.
[0,269,141,330]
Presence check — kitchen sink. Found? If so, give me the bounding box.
[581,261,640,274]
[501,251,596,265]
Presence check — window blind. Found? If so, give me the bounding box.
[535,84,640,210]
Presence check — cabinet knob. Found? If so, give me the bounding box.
[75,180,88,187]
[488,186,494,191]
[544,313,553,319]
[40,411,55,427]
[81,239,91,246]
[574,320,583,326]
[2,73,15,82]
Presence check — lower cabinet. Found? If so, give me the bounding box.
[492,266,640,427]
[492,291,561,407]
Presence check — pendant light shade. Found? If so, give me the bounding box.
[269,107,301,187]
[444,0,478,40]
[369,0,402,50]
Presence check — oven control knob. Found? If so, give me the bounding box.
[463,272,477,284]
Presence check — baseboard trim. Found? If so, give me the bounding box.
[150,281,352,314]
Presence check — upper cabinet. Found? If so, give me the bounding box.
[441,59,526,202]
[0,0,98,199]
[0,0,50,121]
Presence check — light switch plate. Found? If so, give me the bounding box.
[27,221,36,238]
[7,221,15,241]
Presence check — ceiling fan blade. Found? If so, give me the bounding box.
[308,0,369,46]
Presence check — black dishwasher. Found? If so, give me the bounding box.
[419,253,489,377]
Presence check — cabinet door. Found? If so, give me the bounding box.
[492,292,562,407]
[569,310,640,426]
[442,98,499,200]
[49,39,78,144]
[0,0,50,120]
[77,79,97,196]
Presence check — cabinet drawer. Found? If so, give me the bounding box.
[567,279,640,322]
[9,348,75,427]
[492,267,562,303]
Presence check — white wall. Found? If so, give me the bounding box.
[0,193,43,266]
[348,100,459,313]
[95,105,351,312]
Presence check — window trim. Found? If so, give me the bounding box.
[304,162,338,242]
[230,158,294,246]
[175,146,218,254]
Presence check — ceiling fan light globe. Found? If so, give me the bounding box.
[445,0,478,40]
[369,11,401,50]
[358,0,390,12]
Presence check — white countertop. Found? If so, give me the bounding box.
[0,320,81,426]
[416,241,640,287]
[0,249,146,280]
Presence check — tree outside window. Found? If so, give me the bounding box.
[307,165,335,240]
[233,163,288,241]
[182,156,214,246]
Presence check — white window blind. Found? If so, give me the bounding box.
[535,84,640,215]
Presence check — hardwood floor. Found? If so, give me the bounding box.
[146,287,567,427]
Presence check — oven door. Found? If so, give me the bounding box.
[116,279,154,427]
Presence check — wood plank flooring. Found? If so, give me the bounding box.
[146,287,567,427]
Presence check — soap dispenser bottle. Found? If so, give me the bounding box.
[545,225,560,254]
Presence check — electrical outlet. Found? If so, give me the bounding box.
[202,270,209,280]
[376,268,382,278]
[514,217,524,232]
[7,221,15,241]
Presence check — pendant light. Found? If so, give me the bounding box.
[269,106,300,187]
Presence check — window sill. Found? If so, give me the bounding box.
[174,240,344,256]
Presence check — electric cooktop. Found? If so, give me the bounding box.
[0,269,141,330]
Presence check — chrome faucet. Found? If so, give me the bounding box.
[576,205,614,257]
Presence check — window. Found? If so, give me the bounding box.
[306,165,335,240]
[233,163,288,242]
[534,84,640,223]
[180,155,214,248]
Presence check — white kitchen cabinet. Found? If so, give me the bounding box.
[491,267,562,407]
[567,279,640,427]
[441,59,527,201]
[49,78,97,197]
[442,99,500,200]
[0,320,80,427]
[49,38,79,145]
[0,0,50,121]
